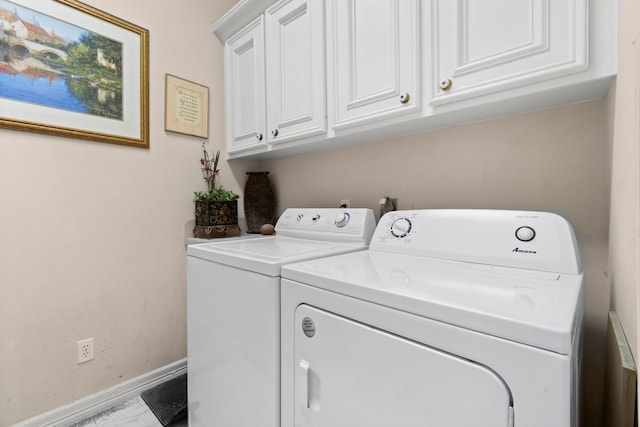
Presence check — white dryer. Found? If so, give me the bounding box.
[187,208,375,427]
[281,209,584,427]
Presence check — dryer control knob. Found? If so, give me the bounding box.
[334,212,350,227]
[391,217,412,238]
[515,226,536,242]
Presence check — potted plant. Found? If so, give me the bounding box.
[193,143,240,238]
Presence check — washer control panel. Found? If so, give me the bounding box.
[284,210,355,229]
[276,208,376,244]
[372,209,581,274]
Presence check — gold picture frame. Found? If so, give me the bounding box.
[0,0,149,148]
[164,74,209,138]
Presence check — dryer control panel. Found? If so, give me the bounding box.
[372,209,581,274]
[276,208,376,245]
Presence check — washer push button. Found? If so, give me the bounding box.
[515,226,536,242]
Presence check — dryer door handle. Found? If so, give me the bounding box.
[297,359,321,411]
[297,360,311,409]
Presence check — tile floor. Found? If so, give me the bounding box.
[70,395,188,427]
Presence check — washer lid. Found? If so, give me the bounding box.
[282,250,584,354]
[188,236,367,276]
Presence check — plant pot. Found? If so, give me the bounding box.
[195,200,238,226]
[194,200,240,239]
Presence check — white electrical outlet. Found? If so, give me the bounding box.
[77,338,94,364]
[340,199,350,208]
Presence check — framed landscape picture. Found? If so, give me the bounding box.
[0,0,149,148]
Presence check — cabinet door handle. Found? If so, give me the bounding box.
[439,78,453,91]
[400,93,411,104]
[257,133,263,141]
[272,129,279,138]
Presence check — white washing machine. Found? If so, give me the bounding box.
[187,208,375,427]
[281,209,584,427]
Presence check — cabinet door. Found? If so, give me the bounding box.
[225,17,266,153]
[333,0,420,130]
[266,0,326,144]
[432,0,588,105]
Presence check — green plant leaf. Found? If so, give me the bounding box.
[193,188,239,202]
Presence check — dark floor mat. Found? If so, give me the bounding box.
[140,373,187,426]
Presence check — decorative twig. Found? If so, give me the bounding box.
[200,142,220,192]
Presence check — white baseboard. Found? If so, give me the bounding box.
[13,358,187,427]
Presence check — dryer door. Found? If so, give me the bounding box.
[294,305,513,427]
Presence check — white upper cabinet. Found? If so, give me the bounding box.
[213,0,616,159]
[432,0,588,105]
[332,0,420,130]
[223,0,326,156]
[265,0,326,144]
[225,17,266,154]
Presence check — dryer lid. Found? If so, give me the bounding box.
[282,250,584,354]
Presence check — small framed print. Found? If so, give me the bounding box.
[165,74,209,138]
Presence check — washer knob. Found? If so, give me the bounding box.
[296,214,304,222]
[391,217,412,238]
[335,212,350,227]
[312,214,321,223]
[515,226,536,242]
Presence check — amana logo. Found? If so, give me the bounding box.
[513,247,537,254]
